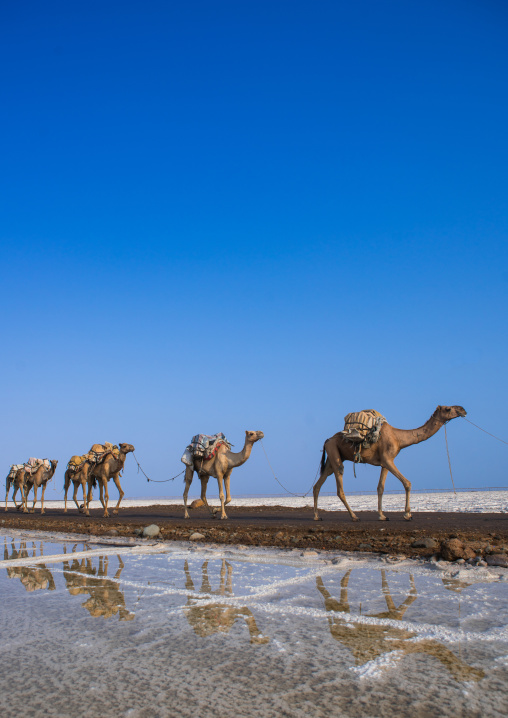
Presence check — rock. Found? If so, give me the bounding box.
[134,528,143,535]
[274,531,285,540]
[189,532,205,541]
[411,538,438,549]
[454,558,465,564]
[358,543,373,550]
[485,554,508,568]
[106,529,118,536]
[440,538,475,562]
[142,524,160,538]
[301,550,318,557]
[189,499,205,509]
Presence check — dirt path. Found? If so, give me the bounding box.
[2,504,507,558]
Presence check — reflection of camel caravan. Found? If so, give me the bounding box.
[3,538,56,592]
[62,553,134,621]
[63,442,135,517]
[316,569,484,682]
[183,559,269,644]
[313,405,467,522]
[4,458,58,514]
[182,430,264,520]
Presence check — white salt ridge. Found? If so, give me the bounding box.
[7,488,507,512]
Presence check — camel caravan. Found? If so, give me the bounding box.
[4,405,467,520]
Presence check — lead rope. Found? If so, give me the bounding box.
[463,417,508,445]
[132,452,185,483]
[260,440,319,498]
[444,424,457,495]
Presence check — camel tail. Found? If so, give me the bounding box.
[320,446,327,474]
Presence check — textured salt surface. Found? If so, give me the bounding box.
[6,489,508,513]
[1,529,508,718]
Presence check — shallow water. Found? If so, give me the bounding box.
[1,530,508,718]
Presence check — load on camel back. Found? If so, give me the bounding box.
[181,433,232,466]
[66,443,120,474]
[340,410,387,461]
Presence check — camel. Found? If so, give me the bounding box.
[316,570,484,682]
[183,430,264,520]
[87,443,134,517]
[64,458,94,515]
[183,559,269,644]
[4,466,27,511]
[62,554,134,620]
[4,538,56,592]
[23,460,58,513]
[313,405,467,522]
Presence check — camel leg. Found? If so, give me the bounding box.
[334,466,359,522]
[30,485,38,513]
[224,470,233,505]
[81,479,89,515]
[72,482,81,511]
[216,473,227,519]
[98,481,109,517]
[384,461,412,520]
[199,476,216,517]
[64,475,70,513]
[12,486,20,511]
[103,481,110,518]
[40,483,47,514]
[5,478,12,511]
[183,466,194,519]
[313,460,333,520]
[377,467,389,521]
[111,473,124,514]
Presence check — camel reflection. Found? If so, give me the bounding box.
[316,569,484,682]
[63,554,134,621]
[4,538,56,592]
[183,559,269,644]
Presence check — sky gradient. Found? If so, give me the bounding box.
[1,1,507,502]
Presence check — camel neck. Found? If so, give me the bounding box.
[393,413,444,450]
[227,441,254,468]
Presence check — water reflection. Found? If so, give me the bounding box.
[4,538,56,592]
[63,554,134,621]
[183,559,269,644]
[316,569,484,681]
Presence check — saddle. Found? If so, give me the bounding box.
[341,410,386,443]
[181,433,232,466]
[8,464,25,479]
[24,458,51,475]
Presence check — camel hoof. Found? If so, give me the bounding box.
[113,509,119,515]
[352,517,360,522]
[220,515,228,520]
[314,516,323,521]
[379,516,389,521]
[404,516,413,521]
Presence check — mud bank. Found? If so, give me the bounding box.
[2,504,507,559]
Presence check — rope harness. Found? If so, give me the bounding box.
[260,440,319,498]
[132,452,185,484]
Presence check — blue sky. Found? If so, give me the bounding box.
[1,1,507,502]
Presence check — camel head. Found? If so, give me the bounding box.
[245,430,264,443]
[434,406,467,422]
[51,460,58,469]
[118,443,135,454]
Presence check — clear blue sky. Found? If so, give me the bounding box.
[1,0,507,501]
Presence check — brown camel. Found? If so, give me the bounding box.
[4,538,56,592]
[63,458,94,516]
[24,460,58,514]
[87,443,134,517]
[316,570,484,682]
[183,430,264,520]
[4,466,27,511]
[313,405,466,522]
[183,559,269,644]
[63,554,134,620]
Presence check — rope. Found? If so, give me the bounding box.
[260,440,318,498]
[132,452,184,483]
[463,418,508,445]
[444,424,457,495]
